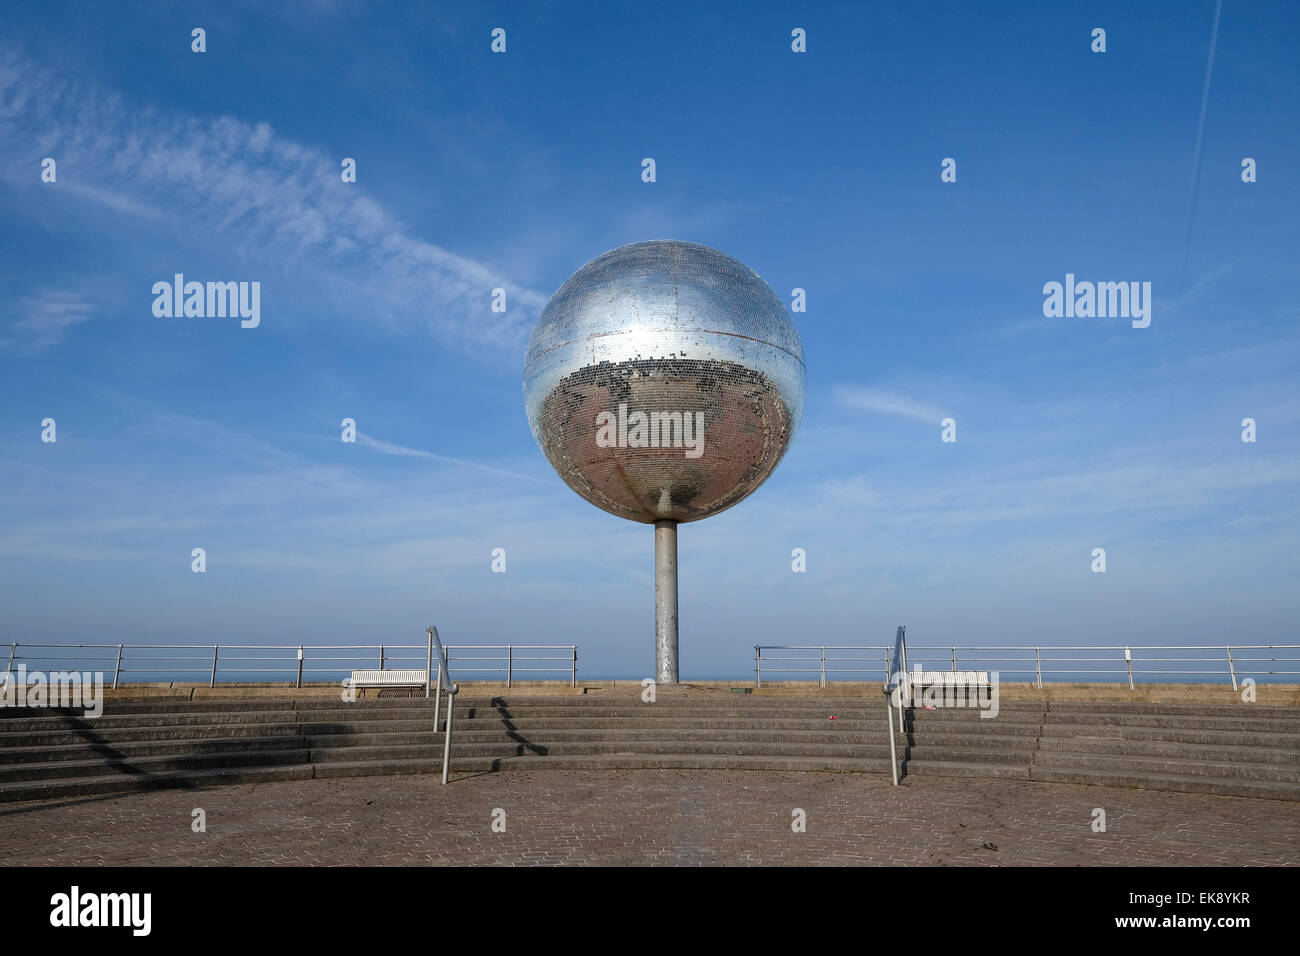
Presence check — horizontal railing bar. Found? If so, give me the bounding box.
[6,643,576,650]
[759,644,1300,651]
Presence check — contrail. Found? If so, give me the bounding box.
[356,432,557,487]
[1182,0,1223,284]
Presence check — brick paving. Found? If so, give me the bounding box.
[0,770,1295,866]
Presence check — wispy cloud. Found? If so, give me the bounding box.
[834,385,945,424]
[1,290,95,351]
[0,49,548,354]
[57,181,165,220]
[357,431,555,486]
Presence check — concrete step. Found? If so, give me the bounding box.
[1042,713,1300,733]
[0,715,902,746]
[1028,765,1300,802]
[307,728,899,748]
[898,759,1031,781]
[0,734,307,765]
[0,694,1296,803]
[306,740,901,762]
[0,763,315,803]
[1035,735,1300,765]
[0,722,310,749]
[904,709,1300,732]
[1032,750,1300,784]
[9,710,1293,746]
[1038,723,1300,747]
[0,747,310,784]
[0,711,306,733]
[1045,701,1300,719]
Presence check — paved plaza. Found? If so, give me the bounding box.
[2,769,1295,866]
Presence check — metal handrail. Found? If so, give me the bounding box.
[883,626,907,786]
[3,641,579,689]
[757,641,1300,689]
[426,627,457,785]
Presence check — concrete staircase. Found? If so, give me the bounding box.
[1,693,1297,802]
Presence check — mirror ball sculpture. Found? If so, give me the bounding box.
[523,240,805,682]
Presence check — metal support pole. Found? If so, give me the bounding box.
[1034,646,1042,689]
[886,689,899,785]
[379,644,385,670]
[434,661,442,727]
[1124,646,1135,690]
[820,646,826,688]
[507,645,512,688]
[571,647,577,688]
[441,690,454,785]
[755,646,762,688]
[1226,645,1237,691]
[6,643,15,674]
[210,645,219,688]
[952,646,957,671]
[654,519,679,684]
[113,644,123,690]
[296,646,304,689]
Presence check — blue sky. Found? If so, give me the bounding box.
[1,0,1296,681]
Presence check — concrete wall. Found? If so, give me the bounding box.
[99,679,1300,705]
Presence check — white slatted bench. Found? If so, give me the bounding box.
[347,669,429,698]
[913,670,990,687]
[908,670,994,711]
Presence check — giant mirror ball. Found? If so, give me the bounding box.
[523,240,805,524]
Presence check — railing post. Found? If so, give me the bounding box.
[434,660,442,726]
[379,644,385,670]
[1034,646,1042,689]
[507,645,512,688]
[755,646,762,689]
[885,688,899,786]
[5,643,15,674]
[425,628,433,699]
[1226,645,1238,691]
[296,646,304,689]
[571,646,577,688]
[441,687,454,785]
[113,644,124,690]
[210,645,219,688]
[952,646,957,671]
[820,646,826,688]
[1124,646,1134,690]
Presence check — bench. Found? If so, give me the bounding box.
[912,670,990,688]
[347,669,429,698]
[907,670,994,710]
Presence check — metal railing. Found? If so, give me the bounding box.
[2,641,579,689]
[757,642,1300,689]
[426,626,457,785]
[754,645,893,687]
[882,626,907,786]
